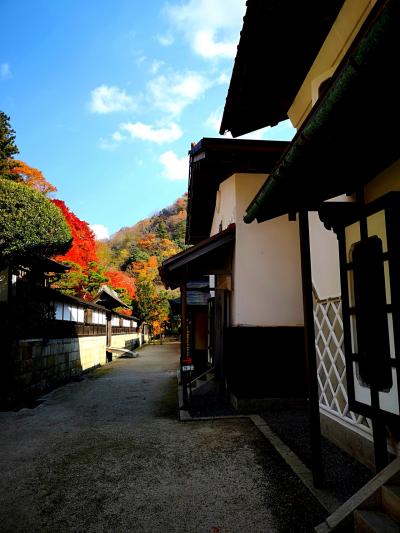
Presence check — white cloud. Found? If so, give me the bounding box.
[90,85,137,114]
[193,30,237,59]
[216,72,230,85]
[160,151,189,181]
[165,0,245,60]
[205,107,223,133]
[112,131,126,141]
[157,34,174,46]
[98,138,118,151]
[90,224,110,240]
[120,121,182,144]
[149,59,164,75]
[136,55,147,66]
[148,71,211,116]
[0,63,11,79]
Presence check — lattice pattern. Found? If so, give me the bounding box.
[314,294,372,435]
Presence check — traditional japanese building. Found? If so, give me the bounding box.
[220,0,400,514]
[161,137,308,408]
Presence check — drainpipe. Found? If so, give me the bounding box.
[299,210,323,488]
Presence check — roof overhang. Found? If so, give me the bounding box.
[244,0,400,223]
[9,257,71,273]
[161,225,235,289]
[220,0,345,137]
[186,138,288,244]
[92,285,130,309]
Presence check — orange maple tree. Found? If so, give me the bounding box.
[10,160,57,195]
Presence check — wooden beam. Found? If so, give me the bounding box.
[299,210,324,488]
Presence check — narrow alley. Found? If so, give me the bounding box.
[0,343,326,532]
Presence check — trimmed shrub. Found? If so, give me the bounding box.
[0,178,72,259]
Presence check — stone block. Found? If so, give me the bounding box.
[32,343,43,359]
[69,351,80,362]
[56,353,65,365]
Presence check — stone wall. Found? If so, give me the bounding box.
[13,332,140,400]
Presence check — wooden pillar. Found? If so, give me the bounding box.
[356,195,389,473]
[299,210,324,488]
[180,280,188,406]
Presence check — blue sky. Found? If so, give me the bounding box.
[0,0,294,239]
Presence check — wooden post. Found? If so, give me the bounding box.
[299,210,324,488]
[356,195,389,473]
[180,280,188,406]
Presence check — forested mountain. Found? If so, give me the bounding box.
[103,194,187,271]
[93,194,187,331]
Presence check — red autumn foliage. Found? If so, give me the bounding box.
[105,268,135,300]
[52,199,98,267]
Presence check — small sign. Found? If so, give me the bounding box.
[182,365,194,372]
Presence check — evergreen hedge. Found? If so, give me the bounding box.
[0,179,72,259]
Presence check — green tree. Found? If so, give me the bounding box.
[173,220,187,248]
[0,112,19,180]
[50,261,109,300]
[0,179,72,260]
[131,276,156,323]
[85,262,109,296]
[129,243,150,262]
[156,220,169,239]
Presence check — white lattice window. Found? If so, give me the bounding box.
[314,293,372,435]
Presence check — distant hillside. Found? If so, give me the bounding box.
[103,194,187,271]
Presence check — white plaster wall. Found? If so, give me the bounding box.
[210,176,237,236]
[110,333,140,350]
[78,336,107,370]
[214,173,304,327]
[308,212,341,300]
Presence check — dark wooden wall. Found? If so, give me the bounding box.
[224,326,307,399]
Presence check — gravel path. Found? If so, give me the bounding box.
[0,342,326,532]
[260,408,373,503]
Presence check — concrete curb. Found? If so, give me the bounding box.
[177,381,341,514]
[250,415,341,514]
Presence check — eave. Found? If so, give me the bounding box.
[161,225,235,289]
[92,285,130,309]
[244,0,400,223]
[220,0,345,137]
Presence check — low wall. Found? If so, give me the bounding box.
[320,411,375,470]
[12,331,141,401]
[79,336,107,370]
[110,333,140,351]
